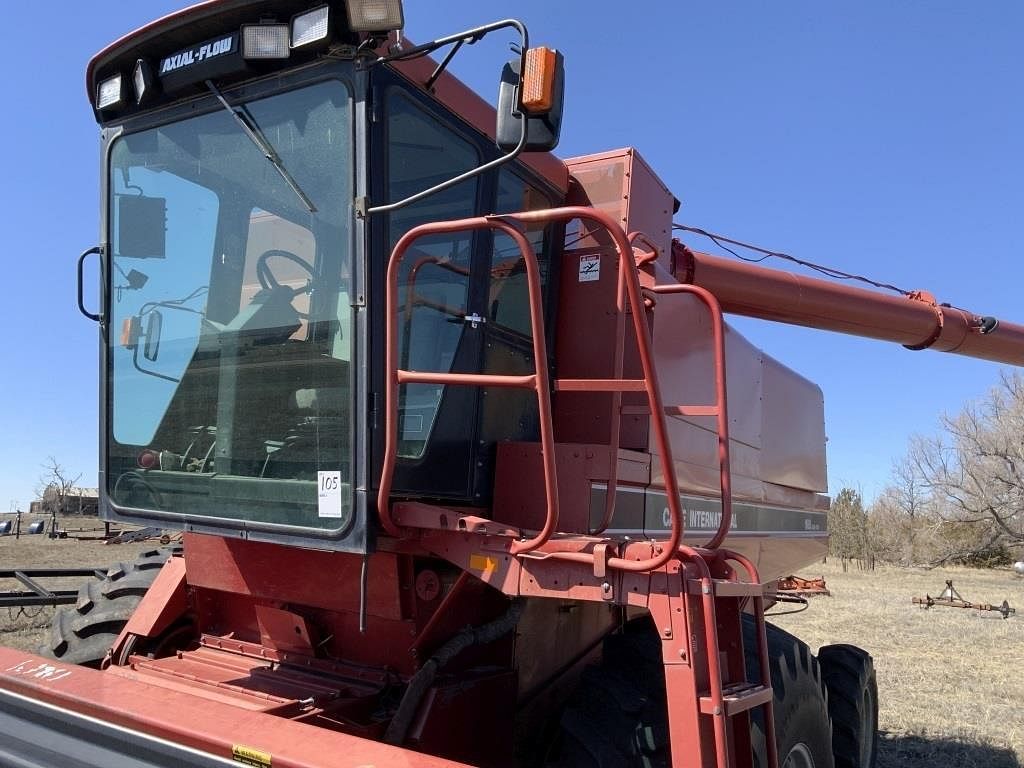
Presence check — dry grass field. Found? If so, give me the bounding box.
[2,527,1021,767]
[773,560,1024,768]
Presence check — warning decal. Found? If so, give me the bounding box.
[578,254,600,282]
[232,745,272,767]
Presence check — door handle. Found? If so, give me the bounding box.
[77,246,103,322]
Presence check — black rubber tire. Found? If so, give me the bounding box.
[39,546,180,667]
[817,645,878,768]
[545,617,669,767]
[546,616,834,768]
[748,620,835,768]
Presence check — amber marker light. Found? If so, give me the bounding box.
[521,47,558,114]
[121,316,140,349]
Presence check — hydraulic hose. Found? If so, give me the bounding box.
[383,600,525,745]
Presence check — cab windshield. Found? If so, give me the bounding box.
[105,79,354,531]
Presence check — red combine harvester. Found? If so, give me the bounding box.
[2,2,1022,766]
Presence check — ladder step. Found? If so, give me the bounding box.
[687,580,765,598]
[665,405,720,417]
[700,683,773,716]
[555,378,648,392]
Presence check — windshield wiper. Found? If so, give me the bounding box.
[205,80,317,213]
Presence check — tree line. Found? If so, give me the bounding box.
[830,372,1024,570]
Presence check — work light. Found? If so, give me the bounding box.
[291,5,330,48]
[346,0,404,33]
[97,74,124,110]
[241,24,290,59]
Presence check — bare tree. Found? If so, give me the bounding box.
[868,456,936,565]
[904,372,1024,564]
[36,457,82,538]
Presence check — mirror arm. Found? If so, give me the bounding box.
[361,19,530,217]
[363,19,520,69]
[132,339,181,384]
[424,38,464,92]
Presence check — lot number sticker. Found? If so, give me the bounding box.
[317,470,343,518]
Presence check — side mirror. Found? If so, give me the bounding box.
[117,194,167,259]
[143,310,163,362]
[496,47,565,152]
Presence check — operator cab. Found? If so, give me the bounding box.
[87,0,566,552]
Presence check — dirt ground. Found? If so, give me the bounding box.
[773,559,1024,768]
[0,516,158,654]
[2,527,1022,767]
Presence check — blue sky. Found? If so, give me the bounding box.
[1,2,1020,511]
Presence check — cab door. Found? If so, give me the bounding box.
[369,75,562,508]
[371,81,489,503]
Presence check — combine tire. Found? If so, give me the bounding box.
[545,617,670,766]
[40,546,180,667]
[748,621,834,768]
[817,645,878,768]
[547,617,834,768]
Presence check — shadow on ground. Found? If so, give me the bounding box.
[880,731,1022,768]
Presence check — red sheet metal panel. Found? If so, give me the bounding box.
[493,442,649,532]
[565,147,676,269]
[760,356,827,492]
[647,261,828,497]
[0,648,475,768]
[119,555,188,640]
[183,534,404,620]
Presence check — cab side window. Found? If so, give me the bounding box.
[488,171,553,337]
[386,91,481,458]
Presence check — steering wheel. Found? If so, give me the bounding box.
[256,249,315,298]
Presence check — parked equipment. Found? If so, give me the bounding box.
[777,575,831,598]
[0,568,109,608]
[0,2,1020,767]
[913,580,1015,619]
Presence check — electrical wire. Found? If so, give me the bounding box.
[765,593,810,617]
[674,224,912,296]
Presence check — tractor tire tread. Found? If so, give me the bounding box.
[818,644,878,768]
[40,546,179,667]
[548,619,668,768]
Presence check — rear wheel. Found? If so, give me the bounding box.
[40,546,181,667]
[817,645,878,768]
[749,620,834,768]
[546,617,834,768]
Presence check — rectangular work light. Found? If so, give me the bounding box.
[97,74,124,110]
[346,0,404,33]
[291,5,330,48]
[241,24,290,59]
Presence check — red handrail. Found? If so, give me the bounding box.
[377,217,559,555]
[379,206,689,572]
[647,283,734,549]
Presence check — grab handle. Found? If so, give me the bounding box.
[77,246,103,322]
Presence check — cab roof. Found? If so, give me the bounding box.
[86,0,568,194]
